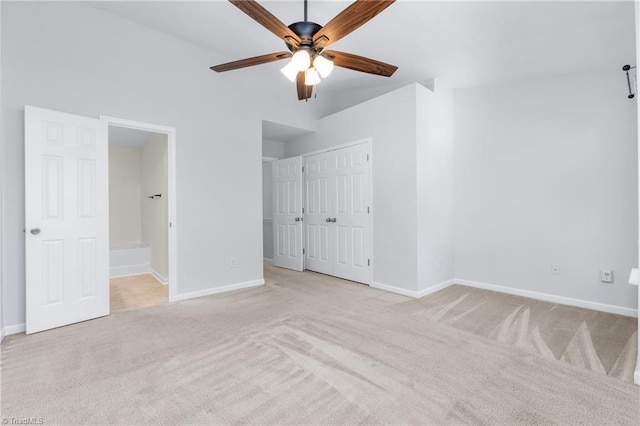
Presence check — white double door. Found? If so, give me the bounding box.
[305,143,371,284]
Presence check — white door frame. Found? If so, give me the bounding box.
[302,137,374,285]
[100,116,178,302]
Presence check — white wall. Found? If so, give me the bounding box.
[262,162,274,261]
[454,69,638,311]
[263,139,285,159]
[262,140,284,262]
[0,2,316,328]
[286,84,419,291]
[416,83,455,291]
[141,133,169,280]
[109,144,142,246]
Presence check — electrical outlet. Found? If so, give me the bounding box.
[600,269,614,283]
[230,257,237,268]
[551,264,560,275]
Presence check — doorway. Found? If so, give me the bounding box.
[24,107,178,334]
[103,116,178,310]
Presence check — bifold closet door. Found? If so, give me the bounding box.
[305,152,333,275]
[272,156,304,271]
[305,143,371,284]
[331,145,371,284]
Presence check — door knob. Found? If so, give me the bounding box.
[294,217,300,222]
[331,218,337,223]
[30,228,41,235]
[326,218,331,223]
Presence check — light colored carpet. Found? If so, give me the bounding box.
[397,284,638,383]
[1,264,639,424]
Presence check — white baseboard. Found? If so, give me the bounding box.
[417,279,456,298]
[263,258,273,263]
[635,369,640,386]
[455,278,638,318]
[2,323,26,338]
[371,279,455,298]
[172,279,265,302]
[150,269,168,285]
[110,264,149,278]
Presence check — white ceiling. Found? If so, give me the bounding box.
[91,0,635,123]
[109,125,156,147]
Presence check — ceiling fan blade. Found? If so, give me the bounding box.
[229,0,300,44]
[324,50,397,77]
[313,0,395,49]
[296,72,313,101]
[210,51,291,72]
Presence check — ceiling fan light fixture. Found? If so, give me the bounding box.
[211,0,399,101]
[280,61,298,83]
[314,55,334,78]
[305,67,321,86]
[291,49,311,72]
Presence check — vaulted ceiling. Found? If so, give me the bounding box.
[92,0,635,116]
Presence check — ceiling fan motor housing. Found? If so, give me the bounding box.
[287,21,323,51]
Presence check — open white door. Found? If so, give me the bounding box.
[272,156,304,271]
[25,106,109,334]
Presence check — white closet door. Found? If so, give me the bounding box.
[272,157,304,271]
[304,143,371,285]
[331,144,371,284]
[304,152,333,275]
[25,106,109,334]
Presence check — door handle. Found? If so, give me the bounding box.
[30,228,41,235]
[326,218,331,223]
[295,217,301,222]
[331,218,337,223]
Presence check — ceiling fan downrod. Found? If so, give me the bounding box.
[288,0,321,49]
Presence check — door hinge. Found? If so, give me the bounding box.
[366,154,369,161]
[302,166,305,173]
[303,248,305,255]
[367,206,370,214]
[169,222,172,228]
[302,207,305,213]
[368,259,370,266]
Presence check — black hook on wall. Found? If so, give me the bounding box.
[147,194,162,199]
[622,64,636,99]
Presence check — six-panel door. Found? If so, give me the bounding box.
[305,152,333,275]
[25,106,109,334]
[304,143,371,284]
[272,157,304,271]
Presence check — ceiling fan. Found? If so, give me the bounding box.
[210,0,398,101]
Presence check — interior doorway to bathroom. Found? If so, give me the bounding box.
[106,118,175,312]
